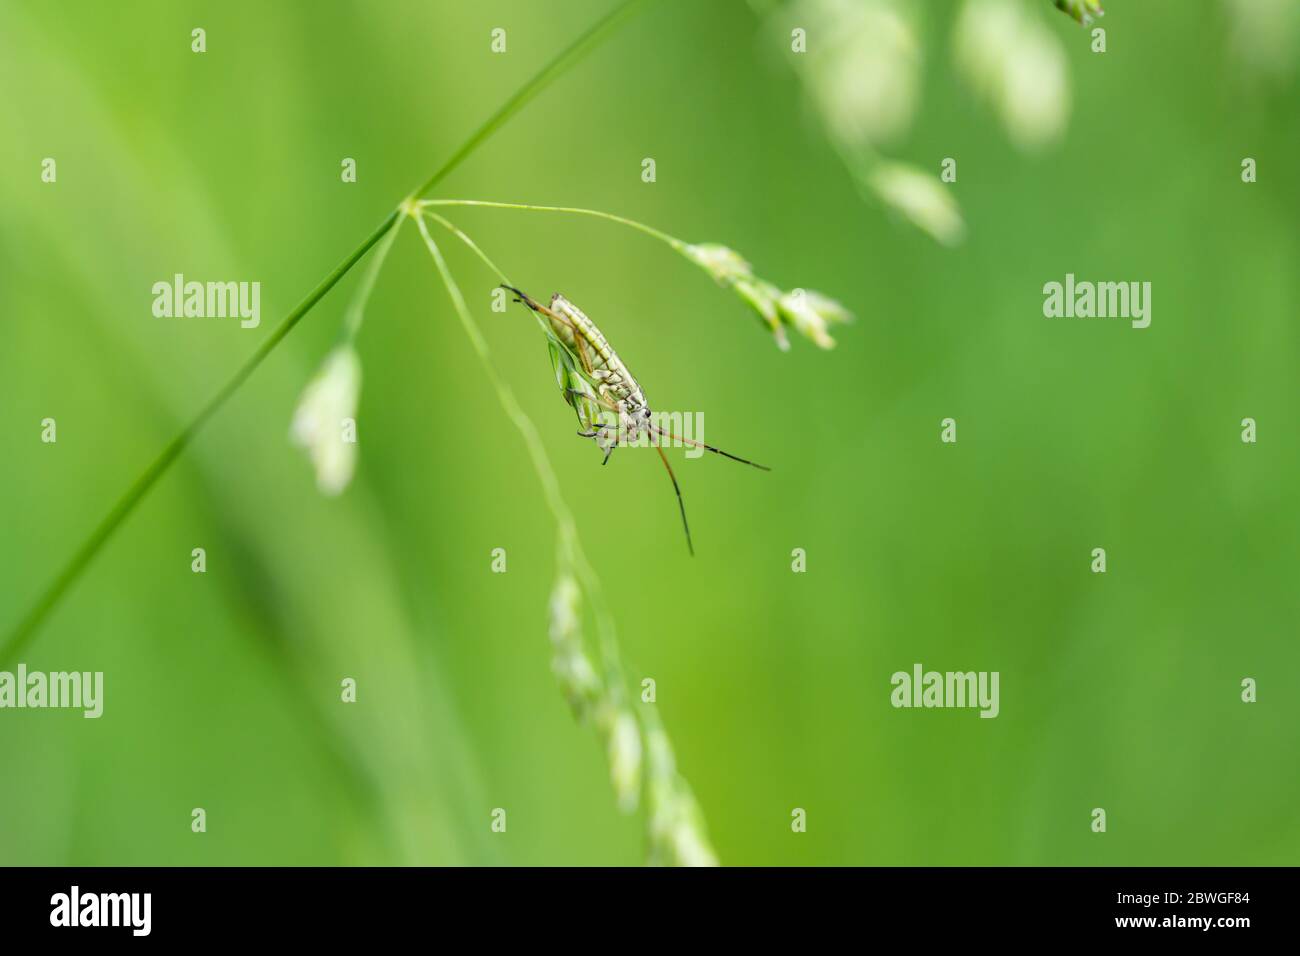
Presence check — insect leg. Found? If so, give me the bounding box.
[648,425,771,471]
[655,445,693,556]
[571,389,620,462]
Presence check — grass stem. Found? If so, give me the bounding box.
[419,198,688,252]
[0,0,649,665]
[0,211,397,668]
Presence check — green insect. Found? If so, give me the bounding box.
[502,285,769,556]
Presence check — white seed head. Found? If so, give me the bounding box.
[684,243,754,284]
[644,723,718,866]
[663,799,718,867]
[547,574,602,718]
[954,0,1069,151]
[290,345,362,495]
[778,289,853,350]
[794,0,920,149]
[687,243,854,351]
[867,161,966,247]
[552,648,601,720]
[606,710,643,813]
[734,278,790,351]
[1054,0,1104,26]
[548,574,581,644]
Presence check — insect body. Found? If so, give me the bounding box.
[503,285,769,556]
[507,288,651,447]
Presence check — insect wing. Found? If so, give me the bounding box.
[547,337,604,432]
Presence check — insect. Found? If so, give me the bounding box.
[502,285,769,556]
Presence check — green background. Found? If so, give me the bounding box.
[1,0,1297,865]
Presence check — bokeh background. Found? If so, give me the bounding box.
[2,0,1297,865]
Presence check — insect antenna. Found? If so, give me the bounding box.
[499,284,535,308]
[655,445,694,556]
[648,425,771,471]
[501,285,584,336]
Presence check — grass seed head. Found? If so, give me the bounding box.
[683,242,754,284]
[548,574,603,719]
[778,288,853,350]
[290,345,362,495]
[604,708,643,813]
[866,161,965,246]
[955,0,1070,150]
[644,722,719,866]
[1054,0,1104,25]
[684,242,851,351]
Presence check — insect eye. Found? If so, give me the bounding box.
[643,409,651,418]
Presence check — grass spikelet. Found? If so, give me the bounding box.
[289,345,361,495]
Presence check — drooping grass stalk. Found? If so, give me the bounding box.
[418,209,627,695]
[420,211,577,376]
[413,209,717,863]
[421,211,513,285]
[417,198,853,351]
[412,214,634,762]
[411,209,629,699]
[342,213,405,343]
[419,198,689,256]
[0,0,649,666]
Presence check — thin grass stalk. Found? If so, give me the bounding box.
[418,209,635,695]
[415,210,716,862]
[420,198,689,256]
[410,211,631,693]
[0,211,398,668]
[342,213,406,343]
[0,0,649,665]
[418,198,852,351]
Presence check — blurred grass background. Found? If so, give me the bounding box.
[1,0,1297,865]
